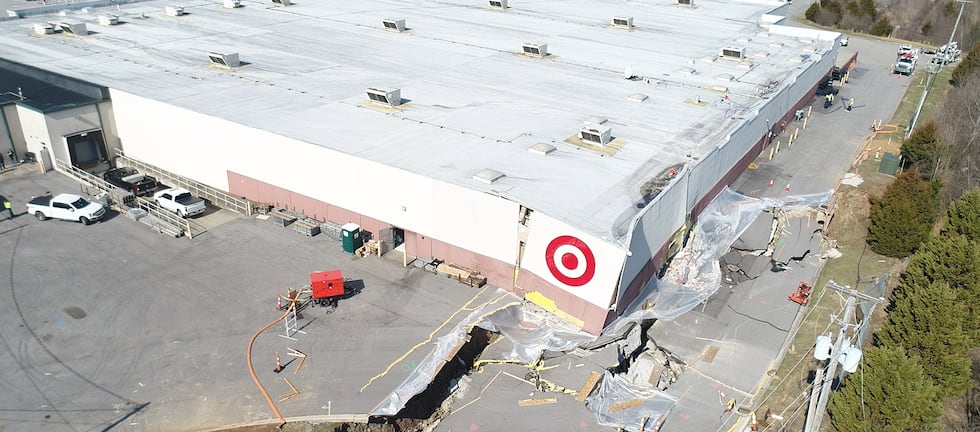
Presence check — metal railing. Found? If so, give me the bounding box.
[113,149,254,216]
[54,158,207,238]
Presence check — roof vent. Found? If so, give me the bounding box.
[522,42,548,58]
[59,22,88,35]
[677,0,693,5]
[627,93,648,102]
[612,16,633,28]
[272,0,292,6]
[223,0,241,8]
[382,18,406,32]
[165,5,185,16]
[720,47,745,59]
[208,52,240,68]
[367,87,402,107]
[489,0,508,9]
[98,14,119,25]
[33,23,55,35]
[528,143,556,155]
[584,116,607,127]
[473,169,505,184]
[580,124,613,146]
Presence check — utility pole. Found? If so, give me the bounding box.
[907,0,972,139]
[907,63,940,139]
[945,0,972,68]
[803,281,884,432]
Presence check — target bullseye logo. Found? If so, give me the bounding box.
[545,235,596,287]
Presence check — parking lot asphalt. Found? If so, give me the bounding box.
[0,167,510,431]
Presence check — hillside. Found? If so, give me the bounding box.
[806,0,980,47]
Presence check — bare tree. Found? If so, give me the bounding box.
[938,73,980,203]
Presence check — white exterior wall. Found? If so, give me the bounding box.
[15,105,53,166]
[522,211,627,308]
[618,40,839,294]
[14,104,104,168]
[109,89,521,264]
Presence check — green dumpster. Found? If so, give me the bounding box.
[342,223,363,253]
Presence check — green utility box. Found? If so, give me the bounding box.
[878,152,901,176]
[341,223,363,253]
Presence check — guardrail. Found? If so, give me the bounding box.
[113,149,253,216]
[54,158,207,238]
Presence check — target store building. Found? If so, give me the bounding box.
[0,0,840,334]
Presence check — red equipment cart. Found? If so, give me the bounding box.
[788,281,812,305]
[310,270,346,307]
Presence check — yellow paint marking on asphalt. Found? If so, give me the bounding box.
[360,287,489,393]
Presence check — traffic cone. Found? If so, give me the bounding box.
[274,352,283,373]
[784,183,791,192]
[768,179,774,188]
[277,296,283,311]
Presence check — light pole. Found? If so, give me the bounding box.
[907,0,972,139]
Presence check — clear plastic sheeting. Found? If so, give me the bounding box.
[586,371,678,432]
[475,301,597,363]
[371,289,594,415]
[605,187,832,334]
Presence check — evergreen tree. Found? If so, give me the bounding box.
[899,234,980,300]
[828,346,943,431]
[876,281,972,397]
[944,188,980,241]
[900,121,942,179]
[893,234,980,343]
[867,168,940,257]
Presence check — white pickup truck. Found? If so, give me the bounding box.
[26,193,106,225]
[154,187,206,218]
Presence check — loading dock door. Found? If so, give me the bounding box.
[379,227,405,255]
[65,130,107,170]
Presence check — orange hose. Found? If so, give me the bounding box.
[246,303,294,429]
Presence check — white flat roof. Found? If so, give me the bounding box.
[0,0,833,243]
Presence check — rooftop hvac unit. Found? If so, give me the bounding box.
[489,0,507,8]
[165,6,185,16]
[271,0,292,5]
[223,0,241,8]
[522,42,548,58]
[678,0,693,5]
[59,22,88,35]
[33,23,55,35]
[612,16,633,28]
[580,125,612,146]
[367,87,402,107]
[382,18,406,32]
[208,52,240,68]
[98,14,119,26]
[721,47,745,59]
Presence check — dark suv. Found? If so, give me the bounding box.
[103,167,159,196]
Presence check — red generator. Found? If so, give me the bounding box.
[310,270,345,307]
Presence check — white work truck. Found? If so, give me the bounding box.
[153,187,206,218]
[26,193,106,225]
